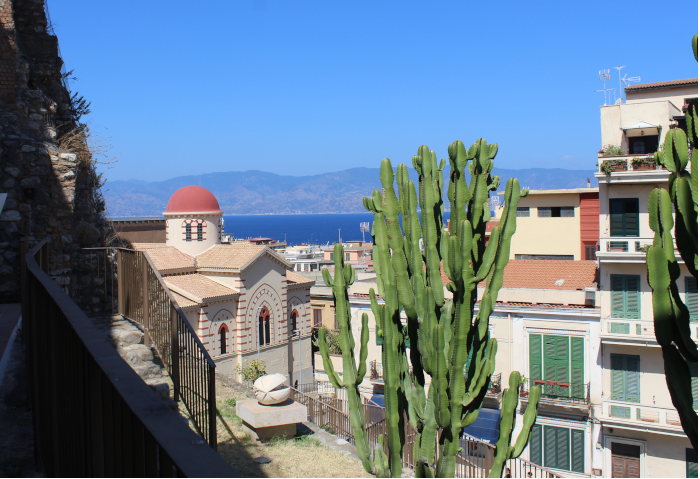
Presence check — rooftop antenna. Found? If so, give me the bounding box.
[614,66,625,103]
[360,222,370,243]
[620,73,641,102]
[595,69,614,105]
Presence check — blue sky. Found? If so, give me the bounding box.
[48,1,698,182]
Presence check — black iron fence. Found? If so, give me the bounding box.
[522,378,590,404]
[20,239,234,477]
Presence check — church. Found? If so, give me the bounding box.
[133,185,314,384]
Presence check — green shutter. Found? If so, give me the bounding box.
[543,426,558,469]
[688,448,698,478]
[610,405,631,418]
[571,337,585,399]
[610,322,630,334]
[625,276,641,319]
[687,277,698,322]
[530,424,542,466]
[610,199,625,236]
[556,427,570,471]
[609,199,639,237]
[530,334,542,380]
[330,253,334,260]
[625,199,639,236]
[571,429,585,473]
[636,323,642,335]
[689,361,698,411]
[625,356,641,403]
[611,275,626,318]
[611,354,627,401]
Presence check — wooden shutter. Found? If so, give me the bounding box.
[625,356,641,403]
[624,199,639,236]
[544,335,569,383]
[571,337,585,398]
[611,354,626,401]
[556,427,570,471]
[687,277,698,322]
[529,334,542,380]
[543,426,558,469]
[571,429,585,473]
[625,276,641,319]
[611,275,626,318]
[530,424,542,465]
[556,337,569,383]
[610,199,625,236]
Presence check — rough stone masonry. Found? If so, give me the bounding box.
[0,0,117,313]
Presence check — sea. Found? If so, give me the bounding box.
[222,212,453,246]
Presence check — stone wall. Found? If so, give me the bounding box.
[0,0,117,314]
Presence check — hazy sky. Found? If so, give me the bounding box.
[48,1,698,182]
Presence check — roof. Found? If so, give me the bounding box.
[625,78,697,92]
[164,185,222,214]
[498,188,599,195]
[164,274,239,303]
[287,271,316,287]
[196,243,292,270]
[140,246,195,273]
[132,242,167,249]
[171,291,198,309]
[621,121,659,130]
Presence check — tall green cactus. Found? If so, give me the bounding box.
[318,244,387,475]
[645,34,698,451]
[488,372,541,478]
[320,138,540,478]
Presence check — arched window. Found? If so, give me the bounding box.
[259,307,271,346]
[219,325,228,355]
[185,224,192,242]
[290,310,298,336]
[197,223,203,241]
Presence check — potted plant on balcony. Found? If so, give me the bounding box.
[602,144,627,156]
[600,159,628,176]
[631,156,656,170]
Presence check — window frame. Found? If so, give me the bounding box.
[611,274,641,319]
[609,198,640,237]
[610,353,641,403]
[529,424,585,473]
[516,207,530,217]
[185,223,192,242]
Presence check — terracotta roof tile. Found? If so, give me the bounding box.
[132,242,167,249]
[626,78,697,91]
[171,291,197,309]
[139,246,195,273]
[287,271,315,286]
[164,274,239,303]
[196,243,290,270]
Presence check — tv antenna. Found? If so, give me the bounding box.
[595,69,614,105]
[620,73,641,102]
[360,222,370,243]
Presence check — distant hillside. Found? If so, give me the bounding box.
[104,167,598,217]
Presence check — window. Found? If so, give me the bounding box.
[313,309,323,327]
[529,334,585,398]
[330,253,334,261]
[689,361,698,411]
[258,307,271,346]
[688,448,698,478]
[609,198,639,237]
[197,223,203,241]
[530,424,585,473]
[515,254,574,260]
[290,310,297,336]
[611,275,641,319]
[610,354,640,403]
[345,253,350,261]
[185,224,192,241]
[628,135,659,155]
[585,244,597,260]
[538,207,574,218]
[219,325,227,355]
[516,207,530,217]
[687,277,698,322]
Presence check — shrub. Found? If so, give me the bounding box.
[236,359,267,382]
[312,328,342,355]
[602,144,627,156]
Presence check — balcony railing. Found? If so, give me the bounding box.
[603,400,685,429]
[600,237,654,254]
[597,155,666,175]
[603,319,655,337]
[20,239,234,477]
[522,378,590,405]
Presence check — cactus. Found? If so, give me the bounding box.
[318,243,388,475]
[321,138,539,478]
[645,33,698,450]
[488,372,541,478]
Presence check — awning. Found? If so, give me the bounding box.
[621,121,660,137]
[462,408,501,444]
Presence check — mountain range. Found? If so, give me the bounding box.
[104,167,599,217]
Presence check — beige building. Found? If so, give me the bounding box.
[593,78,698,479]
[495,187,599,261]
[134,186,315,385]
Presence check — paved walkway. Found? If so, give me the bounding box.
[0,304,21,363]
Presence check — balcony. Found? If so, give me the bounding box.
[600,400,686,436]
[599,318,662,348]
[521,378,590,411]
[595,155,670,183]
[597,236,685,264]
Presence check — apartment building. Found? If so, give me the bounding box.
[593,78,698,479]
[495,187,599,260]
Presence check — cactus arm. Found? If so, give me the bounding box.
[511,386,541,457]
[662,346,698,450]
[317,326,345,389]
[356,312,369,385]
[488,372,521,478]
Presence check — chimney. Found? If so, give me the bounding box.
[587,177,591,188]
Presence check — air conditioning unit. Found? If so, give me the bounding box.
[585,287,597,307]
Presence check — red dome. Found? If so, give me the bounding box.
[165,186,222,214]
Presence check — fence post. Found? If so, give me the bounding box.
[171,304,180,402]
[142,258,150,349]
[208,363,217,450]
[117,250,123,316]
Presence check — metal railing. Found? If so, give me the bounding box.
[115,248,217,449]
[599,237,654,254]
[20,239,234,477]
[597,155,666,174]
[522,378,590,405]
[289,385,563,477]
